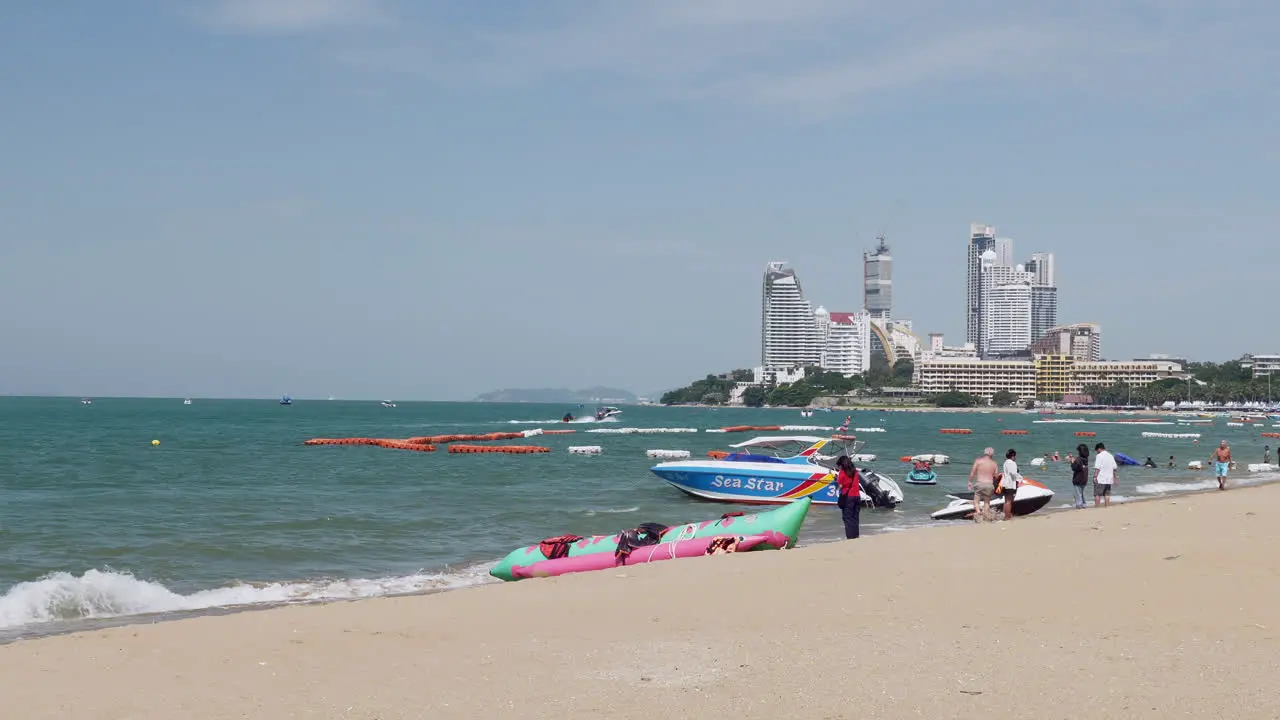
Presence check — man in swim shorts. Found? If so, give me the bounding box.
[968,447,998,520]
[1210,440,1232,490]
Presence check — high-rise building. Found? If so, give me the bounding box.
[979,251,1034,357]
[1024,251,1058,341]
[761,262,821,369]
[966,223,997,347]
[862,234,892,321]
[994,237,1015,267]
[820,310,873,375]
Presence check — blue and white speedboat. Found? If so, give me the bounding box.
[649,436,903,509]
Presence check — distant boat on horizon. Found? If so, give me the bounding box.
[183,398,192,405]
[279,395,292,406]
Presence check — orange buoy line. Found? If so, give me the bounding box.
[407,432,527,445]
[719,425,783,432]
[1262,432,1280,438]
[304,438,437,451]
[1000,429,1029,435]
[1074,431,1097,437]
[939,428,973,435]
[540,429,577,435]
[707,450,730,459]
[830,434,858,441]
[447,444,551,454]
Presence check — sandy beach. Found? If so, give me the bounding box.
[4,485,1279,719]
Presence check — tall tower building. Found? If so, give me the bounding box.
[994,237,1015,267]
[966,223,997,347]
[1025,252,1058,341]
[979,252,1034,357]
[761,262,821,369]
[862,234,893,322]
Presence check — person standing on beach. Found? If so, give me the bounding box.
[1069,444,1090,509]
[968,447,998,520]
[1210,440,1232,490]
[1093,442,1118,507]
[1265,446,1271,465]
[834,455,862,539]
[1000,449,1022,520]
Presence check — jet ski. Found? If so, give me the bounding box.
[905,467,938,485]
[930,479,1054,521]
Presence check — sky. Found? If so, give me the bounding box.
[1,0,1277,401]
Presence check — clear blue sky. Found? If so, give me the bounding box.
[2,1,1276,400]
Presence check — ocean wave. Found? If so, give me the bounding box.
[1134,471,1280,497]
[0,565,497,630]
[506,416,619,425]
[583,506,640,516]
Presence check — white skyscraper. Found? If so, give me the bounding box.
[761,262,822,369]
[863,235,892,321]
[820,310,873,375]
[966,223,997,347]
[993,237,1015,267]
[979,251,1034,356]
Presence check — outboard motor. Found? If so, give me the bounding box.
[859,469,895,508]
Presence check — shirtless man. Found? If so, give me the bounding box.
[968,447,999,520]
[1210,440,1232,490]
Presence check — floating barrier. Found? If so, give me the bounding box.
[854,427,886,433]
[540,429,577,435]
[1141,432,1201,439]
[1262,432,1280,439]
[304,438,437,452]
[779,425,833,431]
[408,432,527,445]
[851,453,877,463]
[567,445,602,455]
[1074,431,1097,437]
[939,428,972,435]
[719,425,783,433]
[1226,422,1245,427]
[586,427,698,434]
[1247,463,1276,473]
[1029,457,1046,466]
[646,449,691,459]
[1187,460,1204,470]
[448,444,550,454]
[706,450,730,459]
[1001,430,1029,435]
[911,453,950,465]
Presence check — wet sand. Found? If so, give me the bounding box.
[3,484,1278,719]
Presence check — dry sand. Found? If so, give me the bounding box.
[4,485,1280,719]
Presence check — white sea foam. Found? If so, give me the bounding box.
[583,506,640,516]
[1134,471,1280,497]
[585,427,698,434]
[0,565,497,630]
[506,416,620,425]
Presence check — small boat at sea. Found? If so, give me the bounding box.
[930,479,1055,521]
[279,395,292,406]
[183,398,192,405]
[380,401,397,408]
[648,435,903,509]
[594,405,622,421]
[489,498,811,581]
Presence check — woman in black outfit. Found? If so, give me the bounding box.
[1069,443,1090,509]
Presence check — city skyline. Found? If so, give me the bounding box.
[2,2,1276,400]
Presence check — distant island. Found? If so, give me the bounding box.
[472,387,638,404]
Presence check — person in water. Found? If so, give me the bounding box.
[1265,446,1272,465]
[1210,440,1233,490]
[1143,457,1157,468]
[562,412,574,422]
[1000,448,1022,520]
[1168,455,1175,469]
[834,455,862,539]
[968,447,998,521]
[1069,444,1090,509]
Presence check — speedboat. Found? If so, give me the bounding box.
[648,436,903,509]
[905,465,938,485]
[594,405,622,421]
[183,398,192,405]
[381,401,397,408]
[930,479,1054,521]
[279,395,292,406]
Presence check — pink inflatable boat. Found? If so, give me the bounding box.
[509,531,790,579]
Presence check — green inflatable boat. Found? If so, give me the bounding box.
[489,497,811,582]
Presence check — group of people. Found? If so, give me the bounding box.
[968,438,1240,519]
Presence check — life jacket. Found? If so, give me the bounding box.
[614,522,669,565]
[538,534,584,560]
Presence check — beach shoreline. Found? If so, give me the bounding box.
[4,481,1279,718]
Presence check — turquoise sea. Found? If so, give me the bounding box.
[3,397,1277,642]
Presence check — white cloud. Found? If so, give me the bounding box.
[198,0,386,34]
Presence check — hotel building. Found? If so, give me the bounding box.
[917,357,1038,401]
[1030,323,1102,362]
[761,262,822,369]
[920,355,1184,402]
[979,250,1034,357]
[818,309,873,376]
[965,223,997,348]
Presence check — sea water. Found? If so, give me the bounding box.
[2,397,1274,641]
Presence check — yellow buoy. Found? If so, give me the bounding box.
[151,439,160,446]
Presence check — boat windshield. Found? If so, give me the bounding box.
[722,452,788,463]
